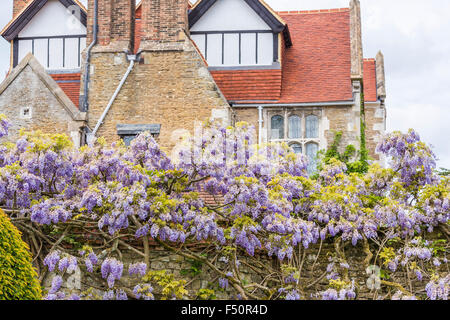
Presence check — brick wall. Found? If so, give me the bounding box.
[324,105,361,152]
[365,103,386,161]
[13,0,31,18]
[140,0,189,43]
[87,0,135,51]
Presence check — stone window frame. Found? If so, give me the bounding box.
[267,108,322,156]
[20,106,33,119]
[116,124,161,146]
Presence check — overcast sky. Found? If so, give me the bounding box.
[0,0,449,169]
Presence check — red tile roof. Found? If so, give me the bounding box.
[277,9,353,104]
[50,73,81,108]
[210,9,355,105]
[363,58,377,102]
[46,6,379,111]
[210,69,282,102]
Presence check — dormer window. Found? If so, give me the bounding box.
[189,0,289,69]
[18,35,86,70]
[191,31,275,67]
[5,0,87,70]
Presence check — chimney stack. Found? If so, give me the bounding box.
[140,0,189,50]
[350,0,363,80]
[87,0,135,52]
[376,51,386,102]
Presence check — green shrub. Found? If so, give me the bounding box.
[0,209,42,300]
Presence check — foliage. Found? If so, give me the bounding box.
[0,209,42,300]
[318,131,368,174]
[438,168,450,177]
[0,117,448,300]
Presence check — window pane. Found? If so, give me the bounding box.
[289,115,301,139]
[34,38,48,68]
[257,32,273,65]
[206,34,222,66]
[191,34,206,57]
[79,37,86,59]
[65,37,80,69]
[306,142,319,175]
[291,143,302,154]
[122,135,137,146]
[241,33,256,65]
[224,33,239,66]
[18,40,33,62]
[271,115,284,139]
[49,38,64,69]
[306,115,319,138]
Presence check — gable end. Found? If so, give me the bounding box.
[2,0,87,41]
[189,0,286,33]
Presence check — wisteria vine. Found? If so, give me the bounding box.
[0,118,448,300]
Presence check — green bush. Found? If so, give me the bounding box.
[0,209,42,300]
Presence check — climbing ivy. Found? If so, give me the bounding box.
[318,131,369,174]
[438,168,450,177]
[359,88,369,172]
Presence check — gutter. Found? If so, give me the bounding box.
[81,0,98,112]
[230,101,354,108]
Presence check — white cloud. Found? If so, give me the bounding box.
[266,0,450,169]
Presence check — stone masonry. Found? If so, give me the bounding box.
[40,231,446,300]
[85,0,231,152]
[0,54,86,145]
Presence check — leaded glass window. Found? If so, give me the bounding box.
[271,115,284,139]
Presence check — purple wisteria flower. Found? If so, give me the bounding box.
[101,258,124,288]
[129,262,147,277]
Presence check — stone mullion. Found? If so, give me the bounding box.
[284,109,288,141]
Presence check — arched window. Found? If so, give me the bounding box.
[288,115,301,139]
[271,115,284,139]
[306,142,319,174]
[290,143,302,154]
[305,115,319,139]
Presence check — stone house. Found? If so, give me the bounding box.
[0,0,387,166]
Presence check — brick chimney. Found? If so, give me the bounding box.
[13,0,31,18]
[85,0,231,152]
[140,0,189,50]
[87,0,135,52]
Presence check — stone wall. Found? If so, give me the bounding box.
[86,37,231,153]
[323,105,361,153]
[0,54,86,146]
[365,102,386,161]
[233,105,361,157]
[40,231,446,300]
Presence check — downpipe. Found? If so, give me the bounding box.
[81,0,98,112]
[86,53,138,145]
[258,105,264,145]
